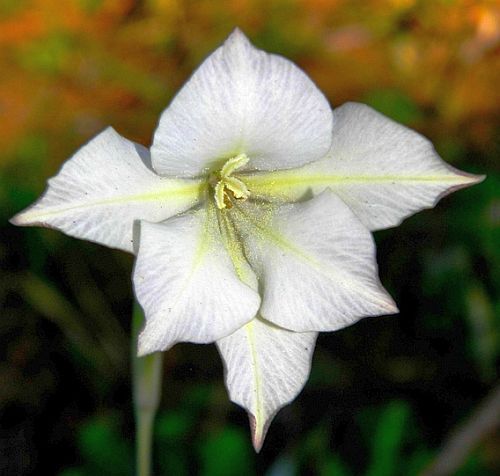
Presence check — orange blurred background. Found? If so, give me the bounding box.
[1,0,498,178]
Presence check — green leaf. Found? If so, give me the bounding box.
[78,417,133,476]
[199,427,253,476]
[320,454,352,476]
[156,411,193,442]
[365,401,411,476]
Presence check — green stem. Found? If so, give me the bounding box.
[132,302,163,476]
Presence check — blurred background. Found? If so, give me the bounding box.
[1,0,499,475]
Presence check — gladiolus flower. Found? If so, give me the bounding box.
[11,29,483,451]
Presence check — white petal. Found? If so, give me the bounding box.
[134,207,260,354]
[245,102,484,231]
[232,191,398,333]
[217,316,317,452]
[11,128,203,253]
[151,29,332,177]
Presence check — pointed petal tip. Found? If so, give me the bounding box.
[136,341,166,360]
[223,27,253,53]
[369,298,399,319]
[9,209,38,227]
[455,170,486,186]
[136,332,162,358]
[436,171,486,204]
[386,300,400,315]
[227,27,249,42]
[382,290,399,315]
[249,413,267,453]
[253,440,264,453]
[136,341,150,358]
[444,161,486,187]
[373,285,399,316]
[470,173,486,184]
[137,324,178,357]
[248,409,279,453]
[9,213,23,226]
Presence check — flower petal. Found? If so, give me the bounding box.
[232,191,398,333]
[216,316,317,452]
[245,102,484,231]
[11,128,203,253]
[134,206,261,354]
[151,29,332,177]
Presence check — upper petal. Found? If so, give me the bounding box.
[134,206,261,354]
[232,191,398,333]
[151,29,333,177]
[11,128,203,253]
[216,316,317,452]
[245,102,484,231]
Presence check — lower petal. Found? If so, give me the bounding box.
[134,206,261,354]
[216,316,317,452]
[232,191,398,333]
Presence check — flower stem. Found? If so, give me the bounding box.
[132,302,163,476]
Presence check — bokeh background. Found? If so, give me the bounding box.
[1,0,499,475]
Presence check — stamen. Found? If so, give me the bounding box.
[221,153,250,177]
[224,176,250,199]
[215,180,227,209]
[214,153,251,210]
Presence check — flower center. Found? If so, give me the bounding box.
[211,153,250,210]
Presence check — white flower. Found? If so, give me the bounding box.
[11,29,483,450]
